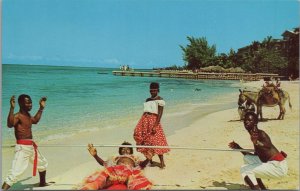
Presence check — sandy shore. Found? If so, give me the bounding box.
[2,81,299,190]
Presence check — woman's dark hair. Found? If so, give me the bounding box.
[18,94,31,106]
[119,141,133,155]
[150,82,159,90]
[244,111,258,124]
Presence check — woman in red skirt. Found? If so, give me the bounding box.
[134,82,170,169]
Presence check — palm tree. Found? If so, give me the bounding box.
[180,36,217,70]
[262,36,273,49]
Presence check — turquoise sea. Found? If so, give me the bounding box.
[2,64,241,145]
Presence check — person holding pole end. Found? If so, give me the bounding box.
[2,95,51,190]
[228,112,288,190]
[133,82,170,169]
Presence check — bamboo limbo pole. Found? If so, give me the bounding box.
[2,144,254,152]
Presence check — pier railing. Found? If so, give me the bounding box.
[112,71,278,81]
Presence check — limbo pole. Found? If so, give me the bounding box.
[2,144,254,152]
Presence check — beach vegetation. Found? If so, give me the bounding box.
[201,65,245,73]
[236,38,288,75]
[180,36,217,70]
[178,27,299,77]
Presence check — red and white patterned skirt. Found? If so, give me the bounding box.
[133,114,170,156]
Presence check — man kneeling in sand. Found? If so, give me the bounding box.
[228,112,288,190]
[79,142,152,190]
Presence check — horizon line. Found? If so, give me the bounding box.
[1,63,155,70]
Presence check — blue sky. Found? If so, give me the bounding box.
[2,0,299,69]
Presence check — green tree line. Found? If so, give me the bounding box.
[178,31,299,77]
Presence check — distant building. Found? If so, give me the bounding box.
[282,27,299,40]
[281,27,299,57]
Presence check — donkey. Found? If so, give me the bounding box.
[238,88,292,120]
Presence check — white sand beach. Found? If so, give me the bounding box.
[2,81,299,190]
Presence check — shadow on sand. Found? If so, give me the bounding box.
[10,177,57,190]
[228,119,242,122]
[10,177,36,190]
[228,117,280,123]
[209,181,249,190]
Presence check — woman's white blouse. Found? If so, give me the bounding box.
[143,100,165,114]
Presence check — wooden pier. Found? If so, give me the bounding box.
[112,71,279,81]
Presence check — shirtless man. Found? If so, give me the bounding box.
[229,112,288,190]
[87,142,145,168]
[2,95,50,190]
[80,142,152,190]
